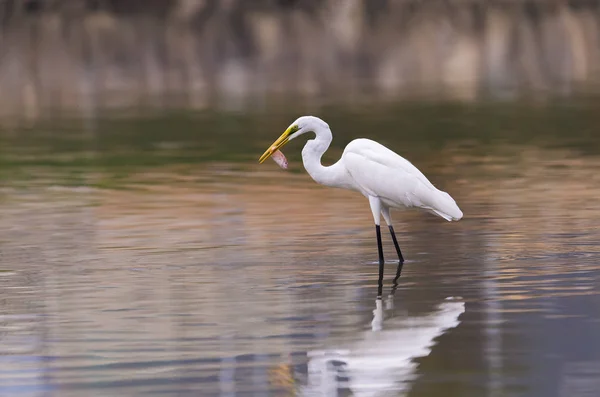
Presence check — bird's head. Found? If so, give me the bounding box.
[259,116,328,164]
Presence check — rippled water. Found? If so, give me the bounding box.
[1,100,600,396]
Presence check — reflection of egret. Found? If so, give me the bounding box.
[303,297,465,397]
[259,116,463,297]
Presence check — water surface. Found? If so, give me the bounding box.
[1,100,600,396]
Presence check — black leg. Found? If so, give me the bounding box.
[388,226,404,297]
[376,225,385,298]
[388,225,405,263]
[390,261,403,297]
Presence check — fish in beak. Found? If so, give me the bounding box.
[259,124,298,169]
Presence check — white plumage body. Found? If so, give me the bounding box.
[337,138,463,221]
[295,118,463,224]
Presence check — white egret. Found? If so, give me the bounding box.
[259,116,463,297]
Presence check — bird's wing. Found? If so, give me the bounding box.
[342,139,462,220]
[344,139,437,189]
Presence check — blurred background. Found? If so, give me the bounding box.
[2,0,600,116]
[1,1,600,396]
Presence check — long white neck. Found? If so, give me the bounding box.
[300,125,349,189]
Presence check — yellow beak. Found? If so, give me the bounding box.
[258,126,294,164]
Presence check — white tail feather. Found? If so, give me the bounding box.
[422,189,463,221]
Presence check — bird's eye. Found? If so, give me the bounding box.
[289,125,299,135]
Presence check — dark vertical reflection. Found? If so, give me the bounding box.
[483,245,503,397]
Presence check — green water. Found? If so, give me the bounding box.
[2,98,600,185]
